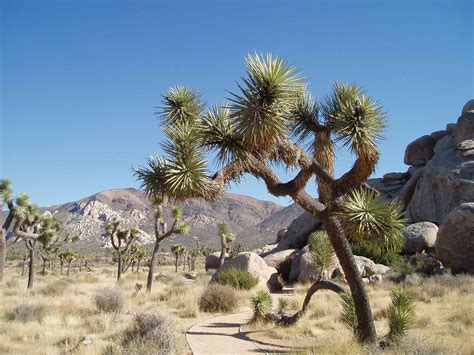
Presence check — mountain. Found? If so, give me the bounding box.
[33,188,299,249]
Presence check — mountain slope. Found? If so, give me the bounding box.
[44,188,287,249]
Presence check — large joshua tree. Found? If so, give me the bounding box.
[137,54,405,343]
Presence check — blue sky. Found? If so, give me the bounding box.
[1,0,472,207]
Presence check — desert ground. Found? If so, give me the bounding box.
[0,253,472,355]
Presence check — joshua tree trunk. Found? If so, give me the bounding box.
[67,261,71,277]
[219,233,226,267]
[174,254,178,273]
[60,260,64,275]
[117,253,123,281]
[182,255,186,271]
[48,259,52,271]
[0,229,5,282]
[27,246,35,290]
[42,257,47,275]
[136,258,141,273]
[323,215,377,343]
[147,241,160,292]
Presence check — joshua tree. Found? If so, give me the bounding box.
[170,244,185,273]
[136,54,406,343]
[217,222,235,267]
[0,179,30,282]
[60,248,79,277]
[189,239,201,271]
[103,221,138,281]
[39,231,77,275]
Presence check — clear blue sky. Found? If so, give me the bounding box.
[1,0,472,207]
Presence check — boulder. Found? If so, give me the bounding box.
[406,146,474,224]
[374,263,391,275]
[331,256,378,280]
[212,252,280,291]
[433,135,454,154]
[276,228,287,242]
[383,172,409,181]
[404,135,437,165]
[430,130,449,141]
[436,203,474,273]
[401,222,438,254]
[205,252,227,271]
[461,99,474,114]
[276,212,322,250]
[446,123,456,133]
[454,112,474,145]
[263,249,296,269]
[257,243,278,256]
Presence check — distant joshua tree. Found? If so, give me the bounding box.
[59,248,79,277]
[103,221,137,282]
[134,54,405,343]
[170,244,185,273]
[217,222,235,267]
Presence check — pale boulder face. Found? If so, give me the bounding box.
[262,249,296,269]
[401,222,438,254]
[436,203,474,273]
[276,212,322,250]
[404,135,437,165]
[406,146,474,224]
[212,252,280,291]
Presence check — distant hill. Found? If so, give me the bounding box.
[4,188,299,249]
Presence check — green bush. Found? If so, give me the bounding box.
[251,290,272,321]
[214,268,258,290]
[7,303,47,322]
[94,287,124,313]
[199,284,239,313]
[350,239,402,266]
[387,288,416,344]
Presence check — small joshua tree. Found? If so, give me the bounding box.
[60,248,79,277]
[170,244,185,273]
[39,231,78,275]
[103,221,138,282]
[217,222,235,267]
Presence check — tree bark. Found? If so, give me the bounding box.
[0,229,5,282]
[146,241,160,292]
[117,253,123,281]
[67,261,71,277]
[27,247,35,290]
[219,233,226,266]
[60,260,64,275]
[174,255,178,273]
[323,214,377,343]
[42,257,47,275]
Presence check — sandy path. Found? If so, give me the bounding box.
[186,311,292,354]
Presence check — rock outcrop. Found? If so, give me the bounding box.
[435,203,474,273]
[212,252,280,291]
[275,212,322,250]
[205,252,228,271]
[401,222,438,254]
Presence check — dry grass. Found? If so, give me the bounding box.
[1,258,473,354]
[243,275,474,354]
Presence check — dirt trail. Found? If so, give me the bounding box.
[186,311,293,354]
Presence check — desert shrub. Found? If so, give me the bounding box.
[199,284,238,313]
[94,287,124,313]
[5,279,18,288]
[121,311,177,354]
[7,303,47,322]
[277,298,289,315]
[251,290,272,321]
[40,279,70,296]
[350,239,401,266]
[385,288,416,344]
[214,268,258,290]
[340,292,357,336]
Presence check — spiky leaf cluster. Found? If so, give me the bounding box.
[340,291,358,337]
[251,290,272,320]
[290,92,321,144]
[158,85,205,126]
[342,188,405,253]
[229,53,305,151]
[387,287,416,343]
[308,231,335,276]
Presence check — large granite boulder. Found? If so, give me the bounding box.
[436,203,474,273]
[212,252,280,291]
[263,249,296,269]
[276,212,322,250]
[205,252,227,271]
[404,135,437,165]
[401,222,438,254]
[406,145,474,224]
[462,99,474,114]
[433,134,454,154]
[454,112,474,145]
